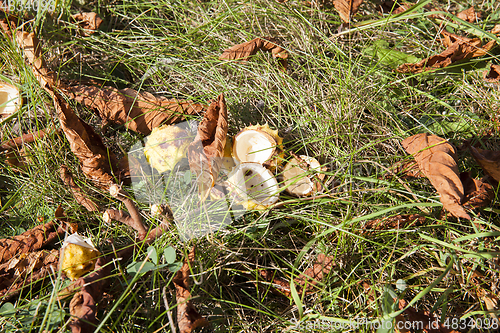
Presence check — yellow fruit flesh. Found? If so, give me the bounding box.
[61,243,100,280]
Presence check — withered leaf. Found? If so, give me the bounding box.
[0,249,59,301]
[397,35,496,73]
[363,214,427,233]
[380,1,413,15]
[15,31,58,89]
[333,0,363,23]
[258,253,335,297]
[187,93,228,201]
[470,146,500,182]
[65,85,205,135]
[492,25,500,35]
[60,165,101,212]
[219,37,288,69]
[51,91,119,188]
[460,172,493,210]
[67,256,112,333]
[402,133,470,219]
[71,12,103,36]
[456,7,481,23]
[483,64,500,83]
[173,247,208,333]
[0,220,74,265]
[397,299,461,333]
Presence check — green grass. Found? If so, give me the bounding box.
[1,0,500,332]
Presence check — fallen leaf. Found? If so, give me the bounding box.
[60,165,101,212]
[333,0,363,23]
[0,14,21,39]
[397,35,496,73]
[219,37,288,69]
[15,31,58,89]
[71,12,103,36]
[187,93,228,201]
[397,299,460,333]
[402,133,470,219]
[483,64,500,83]
[460,172,494,209]
[363,214,427,233]
[258,253,335,297]
[173,247,208,333]
[0,249,59,301]
[51,91,119,188]
[380,1,413,15]
[387,160,424,179]
[492,25,500,34]
[361,281,376,304]
[456,7,481,23]
[64,85,205,135]
[0,219,75,265]
[470,146,500,182]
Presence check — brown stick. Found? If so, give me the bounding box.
[109,184,147,239]
[60,165,101,212]
[0,129,53,151]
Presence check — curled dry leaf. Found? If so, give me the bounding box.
[187,93,228,201]
[456,7,481,23]
[333,0,363,23]
[51,92,119,188]
[15,31,58,89]
[60,165,101,212]
[173,247,209,333]
[397,35,496,73]
[379,1,413,15]
[460,172,493,210]
[0,219,75,265]
[0,249,59,301]
[484,64,500,83]
[397,299,461,333]
[470,146,500,182]
[492,25,500,35]
[402,133,470,219]
[363,214,427,233]
[258,253,335,297]
[67,256,111,333]
[65,85,205,135]
[219,37,288,69]
[71,12,103,36]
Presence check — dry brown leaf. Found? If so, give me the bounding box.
[456,7,481,23]
[460,172,494,210]
[65,85,205,135]
[0,220,75,265]
[258,253,335,297]
[51,91,119,188]
[15,31,58,89]
[333,0,363,23]
[397,36,496,73]
[470,146,500,182]
[484,64,500,83]
[492,25,500,34]
[219,37,288,69]
[187,93,228,201]
[16,30,120,188]
[173,247,209,333]
[60,165,101,212]
[0,249,59,301]
[71,12,103,36]
[397,299,460,333]
[379,1,413,15]
[402,133,470,219]
[363,214,427,233]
